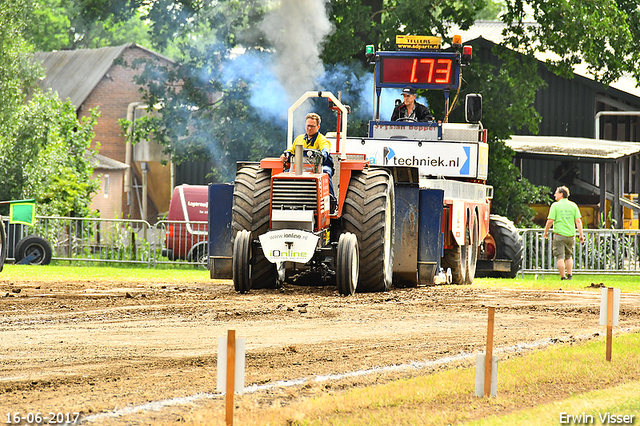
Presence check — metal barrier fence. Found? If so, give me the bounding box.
[520,228,640,275]
[6,216,640,275]
[4,216,210,267]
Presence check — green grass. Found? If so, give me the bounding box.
[472,274,640,292]
[3,263,639,291]
[0,263,211,283]
[225,333,640,426]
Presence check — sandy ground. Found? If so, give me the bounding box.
[1,275,639,425]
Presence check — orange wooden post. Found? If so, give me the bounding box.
[484,306,495,397]
[226,330,236,426]
[606,288,613,362]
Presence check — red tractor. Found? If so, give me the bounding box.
[208,35,523,293]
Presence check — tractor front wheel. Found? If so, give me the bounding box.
[336,232,359,295]
[233,230,252,293]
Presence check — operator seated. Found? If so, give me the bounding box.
[280,112,336,206]
[391,87,434,122]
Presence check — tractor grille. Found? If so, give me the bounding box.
[272,179,318,212]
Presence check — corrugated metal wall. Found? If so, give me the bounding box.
[533,70,597,138]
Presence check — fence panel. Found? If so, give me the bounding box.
[153,220,208,267]
[11,217,638,274]
[7,216,153,265]
[520,229,640,275]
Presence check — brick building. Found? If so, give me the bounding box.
[34,44,174,222]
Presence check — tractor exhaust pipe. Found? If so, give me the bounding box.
[294,144,303,176]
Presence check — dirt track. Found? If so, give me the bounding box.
[1,275,640,425]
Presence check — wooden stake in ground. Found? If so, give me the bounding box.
[606,288,613,362]
[475,306,497,397]
[599,287,620,362]
[484,306,495,397]
[226,330,236,426]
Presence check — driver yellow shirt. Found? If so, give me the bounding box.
[285,132,331,154]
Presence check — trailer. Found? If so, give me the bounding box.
[208,35,522,293]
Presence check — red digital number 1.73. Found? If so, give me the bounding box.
[410,58,451,84]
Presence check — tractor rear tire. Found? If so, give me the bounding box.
[487,214,523,278]
[336,233,359,296]
[342,168,395,292]
[233,230,252,293]
[232,165,277,289]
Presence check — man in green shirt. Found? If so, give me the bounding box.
[543,186,585,280]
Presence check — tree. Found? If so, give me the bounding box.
[0,0,42,132]
[112,0,640,225]
[23,0,153,51]
[502,0,640,84]
[0,0,100,217]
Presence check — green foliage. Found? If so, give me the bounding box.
[23,0,152,50]
[502,0,640,84]
[0,0,43,131]
[323,0,488,65]
[0,92,101,217]
[486,138,549,225]
[27,0,639,226]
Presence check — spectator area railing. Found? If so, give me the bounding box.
[519,228,640,276]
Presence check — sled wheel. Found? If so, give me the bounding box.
[233,230,252,293]
[15,235,52,265]
[336,233,359,295]
[464,212,479,285]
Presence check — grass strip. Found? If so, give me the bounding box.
[0,264,210,283]
[223,332,640,426]
[464,380,640,425]
[472,274,640,292]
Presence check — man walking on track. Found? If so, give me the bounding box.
[543,186,585,280]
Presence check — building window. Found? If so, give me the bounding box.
[104,174,109,198]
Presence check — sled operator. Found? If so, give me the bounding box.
[391,87,434,122]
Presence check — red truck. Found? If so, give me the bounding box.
[162,185,209,264]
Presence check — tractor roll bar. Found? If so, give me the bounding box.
[287,91,349,160]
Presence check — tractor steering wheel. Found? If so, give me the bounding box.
[304,149,323,172]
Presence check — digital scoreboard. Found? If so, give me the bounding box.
[376,51,460,91]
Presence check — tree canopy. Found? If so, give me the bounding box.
[0,0,100,217]
[16,0,640,224]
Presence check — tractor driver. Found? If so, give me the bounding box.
[280,113,336,210]
[391,87,434,122]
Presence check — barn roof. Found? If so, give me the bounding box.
[33,43,173,109]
